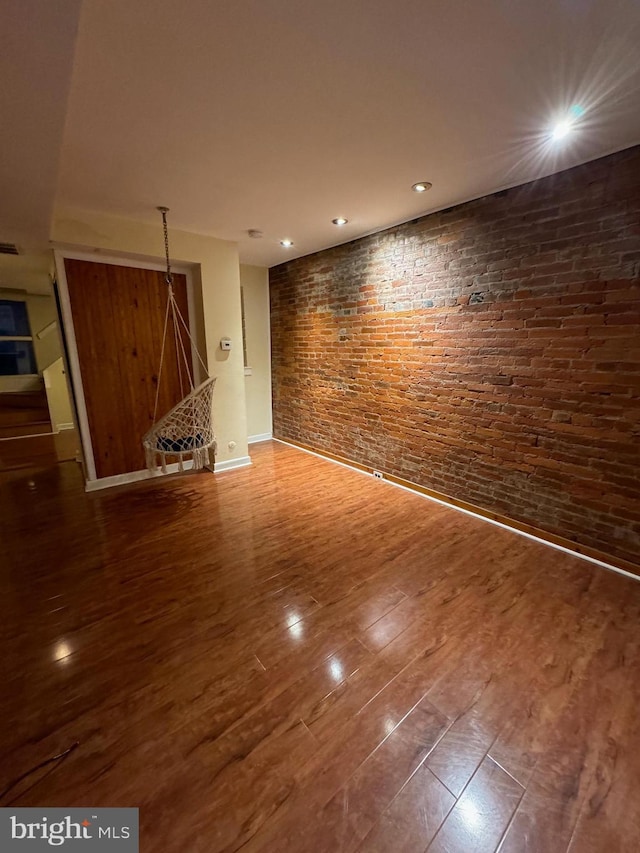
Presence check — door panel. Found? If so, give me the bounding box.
[64,259,191,479]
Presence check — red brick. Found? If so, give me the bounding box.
[270,147,640,565]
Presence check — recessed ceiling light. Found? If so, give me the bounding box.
[550,119,573,141]
[412,181,433,193]
[280,239,294,248]
[332,217,348,226]
[550,104,585,142]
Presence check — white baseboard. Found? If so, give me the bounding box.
[85,460,195,491]
[214,455,252,473]
[85,454,253,490]
[248,432,272,444]
[56,423,75,432]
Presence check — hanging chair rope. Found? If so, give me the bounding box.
[143,207,217,474]
[172,297,185,399]
[152,284,173,426]
[171,295,210,378]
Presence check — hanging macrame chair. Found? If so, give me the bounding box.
[142,207,217,474]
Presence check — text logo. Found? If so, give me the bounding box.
[0,809,138,851]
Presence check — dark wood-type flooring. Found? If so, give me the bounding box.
[1,440,639,851]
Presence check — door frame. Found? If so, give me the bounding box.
[54,250,200,489]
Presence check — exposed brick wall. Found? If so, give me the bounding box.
[270,147,640,565]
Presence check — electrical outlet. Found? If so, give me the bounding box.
[373,470,384,479]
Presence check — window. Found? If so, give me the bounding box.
[0,300,37,375]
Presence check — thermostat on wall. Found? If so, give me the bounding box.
[220,337,232,351]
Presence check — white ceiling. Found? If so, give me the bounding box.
[0,0,81,249]
[3,0,640,268]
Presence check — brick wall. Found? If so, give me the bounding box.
[270,147,640,565]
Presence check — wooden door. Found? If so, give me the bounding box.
[64,259,192,479]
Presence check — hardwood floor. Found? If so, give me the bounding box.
[1,439,639,851]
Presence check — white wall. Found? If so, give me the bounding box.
[27,293,62,372]
[240,264,272,440]
[51,208,249,470]
[43,357,74,431]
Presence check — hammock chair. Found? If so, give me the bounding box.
[142,207,217,474]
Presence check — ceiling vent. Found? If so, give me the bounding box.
[0,242,19,255]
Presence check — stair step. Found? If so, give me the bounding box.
[0,421,53,439]
[0,408,50,426]
[0,389,47,409]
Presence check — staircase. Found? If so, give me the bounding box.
[0,385,52,438]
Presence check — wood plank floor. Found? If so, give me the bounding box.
[1,439,639,852]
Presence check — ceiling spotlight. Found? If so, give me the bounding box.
[332,217,348,226]
[412,181,433,193]
[550,119,573,141]
[280,239,294,248]
[550,105,585,142]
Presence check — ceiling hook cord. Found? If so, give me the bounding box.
[157,206,173,287]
